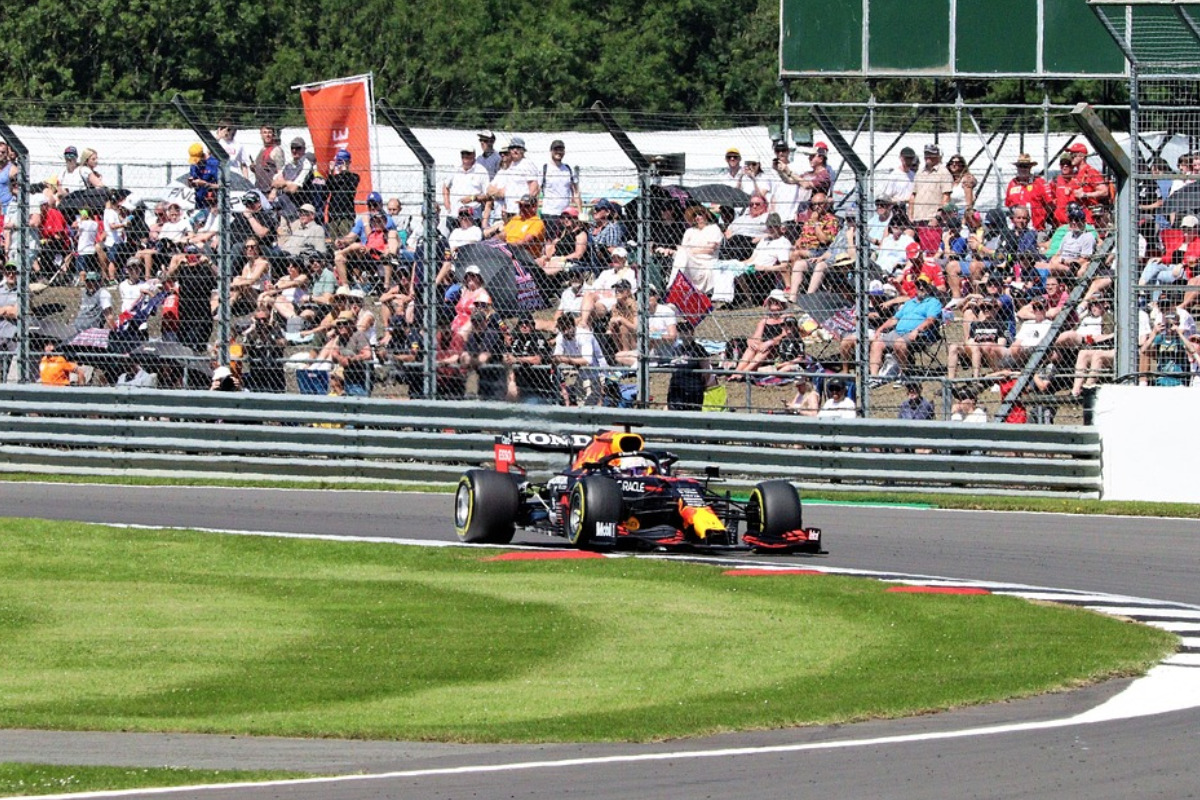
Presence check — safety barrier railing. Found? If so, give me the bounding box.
[0,384,1102,497]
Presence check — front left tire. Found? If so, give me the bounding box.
[455,469,519,544]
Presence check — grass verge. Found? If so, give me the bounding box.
[0,764,311,797]
[0,519,1176,744]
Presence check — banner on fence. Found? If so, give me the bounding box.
[298,74,375,208]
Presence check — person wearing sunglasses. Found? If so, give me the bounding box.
[945,154,977,214]
[774,142,832,203]
[721,147,743,186]
[722,194,773,260]
[734,157,773,198]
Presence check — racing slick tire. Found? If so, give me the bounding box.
[455,469,519,544]
[567,476,623,548]
[746,480,811,552]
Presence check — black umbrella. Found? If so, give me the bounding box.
[685,183,752,208]
[1162,182,1200,217]
[131,341,208,369]
[453,241,547,316]
[131,341,212,388]
[59,188,110,220]
[26,319,77,344]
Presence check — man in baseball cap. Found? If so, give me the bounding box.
[476,129,500,179]
[909,142,952,225]
[1067,141,1107,195]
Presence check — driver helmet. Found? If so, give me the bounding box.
[617,455,653,476]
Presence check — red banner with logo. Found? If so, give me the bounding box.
[299,76,373,208]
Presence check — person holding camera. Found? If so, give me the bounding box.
[734,157,773,199]
[774,142,832,200]
[769,140,804,220]
[1141,307,1191,386]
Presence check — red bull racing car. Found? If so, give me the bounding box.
[454,429,824,554]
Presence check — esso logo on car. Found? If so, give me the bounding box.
[620,480,646,493]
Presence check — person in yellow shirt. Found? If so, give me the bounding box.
[487,194,545,260]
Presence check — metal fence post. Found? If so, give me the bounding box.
[376,102,439,399]
[811,106,871,416]
[172,94,232,367]
[0,118,32,382]
[1070,103,1135,379]
[591,102,653,404]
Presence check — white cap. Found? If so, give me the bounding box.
[767,289,789,305]
[464,265,482,276]
[1183,215,1199,228]
[212,366,232,381]
[611,247,628,259]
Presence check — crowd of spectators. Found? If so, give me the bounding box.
[2,129,1198,417]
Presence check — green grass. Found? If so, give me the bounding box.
[1,471,1197,518]
[0,520,1176,743]
[0,764,311,797]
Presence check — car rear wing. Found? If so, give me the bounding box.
[493,431,595,473]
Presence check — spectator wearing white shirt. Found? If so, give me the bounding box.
[442,145,491,217]
[734,157,773,199]
[117,258,154,314]
[74,209,100,281]
[710,213,792,305]
[879,147,918,206]
[645,286,679,362]
[721,147,743,187]
[663,205,723,295]
[552,312,608,406]
[581,247,637,326]
[769,141,805,219]
[540,139,580,234]
[215,118,251,179]
[102,193,128,274]
[817,379,857,419]
[866,196,895,250]
[1002,299,1052,366]
[875,217,916,277]
[436,207,485,287]
[499,137,539,216]
[724,196,771,245]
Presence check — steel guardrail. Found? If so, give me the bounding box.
[0,386,1103,496]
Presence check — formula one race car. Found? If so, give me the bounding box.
[453,429,824,554]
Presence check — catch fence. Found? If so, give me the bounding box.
[0,93,1170,425]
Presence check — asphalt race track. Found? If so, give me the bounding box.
[0,483,1197,800]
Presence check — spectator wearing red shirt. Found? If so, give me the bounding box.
[1067,143,1111,209]
[1005,153,1054,232]
[893,242,946,299]
[1048,155,1086,226]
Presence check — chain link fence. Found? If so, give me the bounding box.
[0,96,1156,422]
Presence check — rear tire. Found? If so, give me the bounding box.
[567,476,623,548]
[746,480,803,542]
[455,469,519,544]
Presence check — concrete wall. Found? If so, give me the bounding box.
[1097,385,1200,502]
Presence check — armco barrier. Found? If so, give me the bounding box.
[0,386,1103,497]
